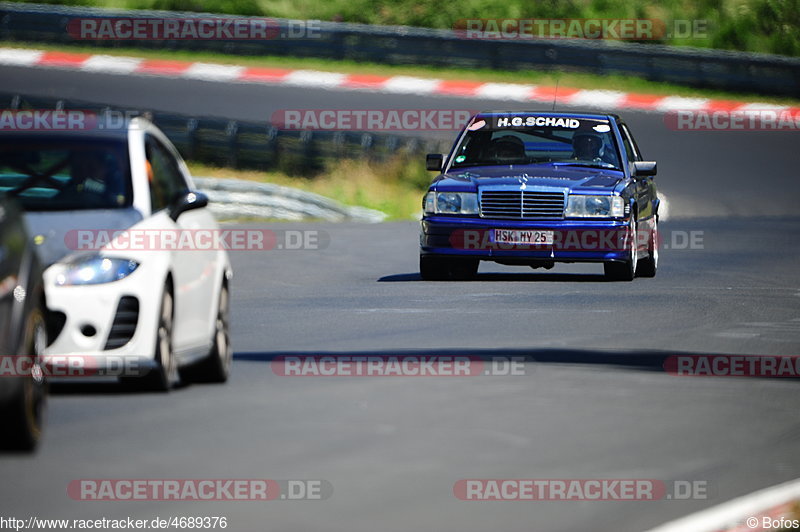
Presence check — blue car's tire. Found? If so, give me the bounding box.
[450,259,479,280]
[604,217,638,281]
[420,256,449,281]
[420,256,478,281]
[637,217,658,278]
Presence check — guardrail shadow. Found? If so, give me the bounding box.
[47,348,800,395]
[234,348,800,380]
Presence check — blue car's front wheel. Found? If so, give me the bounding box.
[636,216,658,278]
[420,256,478,281]
[604,217,638,282]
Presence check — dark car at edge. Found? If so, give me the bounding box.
[0,197,47,451]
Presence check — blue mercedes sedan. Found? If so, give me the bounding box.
[420,111,659,281]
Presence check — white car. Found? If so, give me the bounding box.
[0,118,233,391]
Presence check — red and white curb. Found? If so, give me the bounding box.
[1,47,798,115]
[645,478,800,532]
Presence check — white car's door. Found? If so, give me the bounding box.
[144,135,219,352]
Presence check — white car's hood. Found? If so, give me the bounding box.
[24,208,143,266]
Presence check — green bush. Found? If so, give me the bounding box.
[5,0,800,55]
[127,0,264,16]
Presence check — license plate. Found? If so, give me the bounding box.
[491,229,554,245]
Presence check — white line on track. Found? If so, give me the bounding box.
[0,48,43,66]
[644,477,800,532]
[381,76,441,94]
[80,55,143,74]
[474,82,536,101]
[183,63,245,81]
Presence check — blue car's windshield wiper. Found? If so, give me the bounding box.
[551,162,620,170]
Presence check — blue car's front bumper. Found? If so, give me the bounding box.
[420,216,634,263]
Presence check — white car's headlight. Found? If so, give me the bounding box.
[424,192,479,215]
[55,257,139,286]
[565,195,625,218]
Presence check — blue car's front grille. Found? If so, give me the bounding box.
[479,190,565,219]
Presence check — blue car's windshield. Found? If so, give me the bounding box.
[450,115,622,171]
[0,138,132,211]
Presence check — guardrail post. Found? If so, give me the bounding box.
[264,125,278,168]
[360,133,374,161]
[300,130,320,176]
[186,118,198,161]
[226,120,239,168]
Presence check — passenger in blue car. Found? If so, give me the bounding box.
[486,135,526,164]
[572,133,603,160]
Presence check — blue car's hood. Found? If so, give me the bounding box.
[435,165,623,191]
[23,208,144,267]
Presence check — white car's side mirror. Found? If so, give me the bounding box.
[170,191,209,221]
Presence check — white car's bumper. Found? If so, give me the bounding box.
[42,258,165,378]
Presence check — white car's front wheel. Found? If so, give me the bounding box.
[180,284,232,384]
[125,287,175,392]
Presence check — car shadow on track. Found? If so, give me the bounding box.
[378,272,611,282]
[48,380,193,396]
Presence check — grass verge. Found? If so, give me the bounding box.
[6,0,799,56]
[187,157,430,221]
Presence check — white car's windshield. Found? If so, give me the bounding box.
[450,116,622,171]
[0,138,132,211]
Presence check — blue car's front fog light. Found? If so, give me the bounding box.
[56,257,139,286]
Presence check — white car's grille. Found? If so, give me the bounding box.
[104,296,139,350]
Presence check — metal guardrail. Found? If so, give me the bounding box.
[1,2,799,96]
[194,177,387,222]
[1,92,443,220]
[0,93,450,174]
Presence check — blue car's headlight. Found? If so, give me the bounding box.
[565,195,625,218]
[55,257,139,286]
[424,192,479,215]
